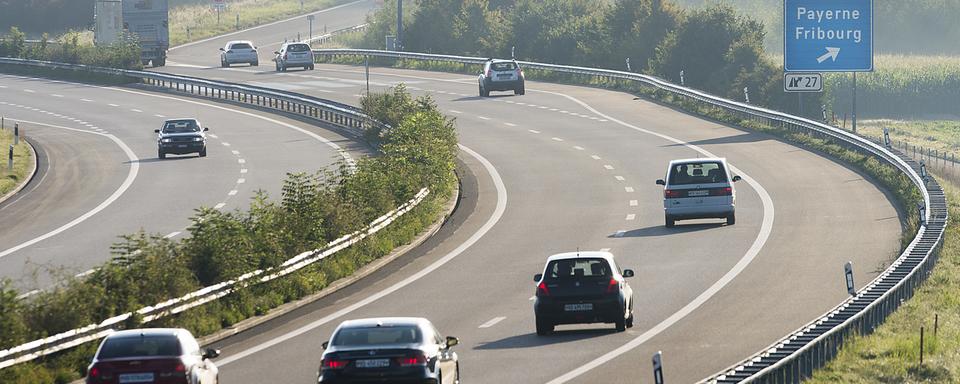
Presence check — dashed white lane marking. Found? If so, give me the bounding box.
[504,122,517,127]
[600,248,611,252]
[154,114,165,118]
[240,168,248,174]
[550,108,559,111]
[629,200,638,206]
[108,103,119,107]
[573,146,585,151]
[477,116,491,120]
[51,94,63,98]
[449,110,463,114]
[222,142,231,146]
[238,159,246,164]
[208,134,218,138]
[214,203,226,210]
[625,187,635,193]
[559,110,569,114]
[237,178,246,184]
[599,119,609,122]
[515,102,527,106]
[0,85,6,88]
[528,129,541,134]
[615,176,625,181]
[551,137,564,142]
[539,106,549,109]
[478,316,507,329]
[131,109,143,113]
[81,98,93,102]
[231,150,240,155]
[24,89,35,93]
[165,231,181,239]
[604,165,614,170]
[626,214,636,221]
[228,190,238,196]
[614,230,626,238]
[353,94,365,98]
[591,155,602,160]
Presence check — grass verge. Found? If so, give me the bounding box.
[0,124,32,197]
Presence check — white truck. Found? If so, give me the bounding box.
[123,0,169,67]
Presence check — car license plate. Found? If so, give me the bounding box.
[177,144,188,148]
[118,373,155,383]
[356,359,391,368]
[564,303,593,312]
[687,190,709,197]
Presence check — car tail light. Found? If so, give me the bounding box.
[284,53,288,60]
[321,357,348,370]
[485,69,492,77]
[605,278,619,294]
[711,187,732,196]
[664,189,682,198]
[88,366,100,378]
[159,363,186,378]
[516,68,523,77]
[537,281,550,297]
[397,353,427,367]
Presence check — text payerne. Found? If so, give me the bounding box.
[796,7,861,23]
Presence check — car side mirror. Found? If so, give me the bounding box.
[534,273,542,282]
[732,175,742,182]
[321,341,329,349]
[623,269,635,278]
[202,348,220,359]
[445,336,459,348]
[219,48,225,51]
[656,179,665,185]
[154,129,160,133]
[274,51,280,55]
[203,127,210,131]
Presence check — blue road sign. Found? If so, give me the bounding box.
[784,0,872,72]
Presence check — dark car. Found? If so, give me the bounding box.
[318,317,460,384]
[533,251,635,335]
[156,118,209,159]
[478,59,525,96]
[85,328,220,384]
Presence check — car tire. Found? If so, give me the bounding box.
[309,64,315,70]
[155,58,166,67]
[515,87,524,95]
[221,59,228,68]
[726,213,736,225]
[665,214,675,228]
[626,311,634,328]
[615,315,626,332]
[158,150,166,160]
[281,65,287,72]
[252,60,258,66]
[535,317,553,336]
[199,147,207,157]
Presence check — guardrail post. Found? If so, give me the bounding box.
[13,123,19,145]
[7,144,13,172]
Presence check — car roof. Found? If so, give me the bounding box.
[337,317,430,329]
[668,157,727,166]
[282,42,311,47]
[545,251,616,264]
[226,40,254,45]
[106,328,187,339]
[164,118,199,123]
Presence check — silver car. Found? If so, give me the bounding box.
[274,42,315,72]
[478,59,525,96]
[656,158,741,227]
[220,40,258,67]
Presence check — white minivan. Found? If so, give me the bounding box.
[656,158,741,227]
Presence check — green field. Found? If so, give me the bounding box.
[0,124,32,197]
[168,0,348,46]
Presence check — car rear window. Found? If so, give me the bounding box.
[287,44,311,52]
[163,120,200,133]
[230,43,253,50]
[544,258,611,281]
[668,162,727,185]
[98,335,181,359]
[491,62,518,71]
[332,326,422,346]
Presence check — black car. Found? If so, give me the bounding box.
[533,251,635,335]
[319,317,460,384]
[156,118,208,159]
[478,59,525,97]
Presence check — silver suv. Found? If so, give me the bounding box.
[656,158,741,227]
[274,42,315,72]
[478,59,524,96]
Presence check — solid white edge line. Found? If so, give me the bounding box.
[0,119,140,261]
[478,316,507,329]
[165,231,182,239]
[543,90,775,384]
[216,144,507,366]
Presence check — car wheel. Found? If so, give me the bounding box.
[221,59,228,68]
[280,64,287,72]
[615,315,627,332]
[199,147,207,157]
[665,214,675,228]
[158,150,166,160]
[726,213,736,225]
[535,317,553,336]
[626,311,634,328]
[309,64,315,70]
[252,60,258,66]
[515,87,524,95]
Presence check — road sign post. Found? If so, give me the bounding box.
[652,351,664,384]
[307,14,315,42]
[844,261,855,296]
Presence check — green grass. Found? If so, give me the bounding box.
[858,120,960,156]
[0,124,32,197]
[808,178,960,383]
[168,0,349,46]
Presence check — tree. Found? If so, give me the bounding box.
[603,0,681,71]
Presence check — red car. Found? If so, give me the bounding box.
[86,328,220,384]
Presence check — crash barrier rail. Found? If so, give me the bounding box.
[306,23,368,45]
[311,49,949,383]
[0,57,427,368]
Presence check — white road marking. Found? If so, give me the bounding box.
[591,155,601,160]
[528,129,540,134]
[15,289,40,300]
[629,200,638,206]
[515,102,527,106]
[478,316,507,329]
[600,248,611,252]
[154,114,165,118]
[551,137,564,142]
[237,178,246,184]
[477,116,491,120]
[449,110,463,114]
[626,214,636,221]
[0,119,139,261]
[550,108,559,111]
[529,296,536,301]
[208,134,218,138]
[504,122,516,127]
[81,99,93,102]
[615,176,625,181]
[51,94,63,98]
[108,103,119,107]
[228,190,238,196]
[165,231,181,239]
[573,146,585,151]
[240,168,248,174]
[130,109,142,113]
[625,187,635,193]
[231,150,240,155]
[214,203,226,210]
[559,110,569,114]
[238,159,246,164]
[604,165,614,170]
[74,269,97,278]
[599,119,608,122]
[217,144,507,367]
[24,89,35,93]
[222,142,231,146]
[539,106,549,109]
[614,230,626,238]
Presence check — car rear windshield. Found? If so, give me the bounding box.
[491,62,518,71]
[332,326,422,346]
[230,43,253,50]
[287,44,310,52]
[544,258,612,281]
[668,162,727,185]
[98,335,181,359]
[163,120,200,133]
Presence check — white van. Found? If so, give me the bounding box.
[656,158,740,227]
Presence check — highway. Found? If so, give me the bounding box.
[145,2,905,382]
[0,74,360,290]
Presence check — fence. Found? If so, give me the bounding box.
[0,58,425,369]
[310,49,948,383]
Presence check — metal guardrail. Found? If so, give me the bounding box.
[311,49,949,383]
[0,58,428,368]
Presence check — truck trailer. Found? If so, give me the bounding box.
[123,0,169,67]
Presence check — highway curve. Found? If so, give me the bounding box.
[148,5,902,382]
[0,74,360,291]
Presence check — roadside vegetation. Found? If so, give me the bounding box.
[0,27,142,70]
[0,122,31,197]
[168,0,348,46]
[0,85,458,383]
